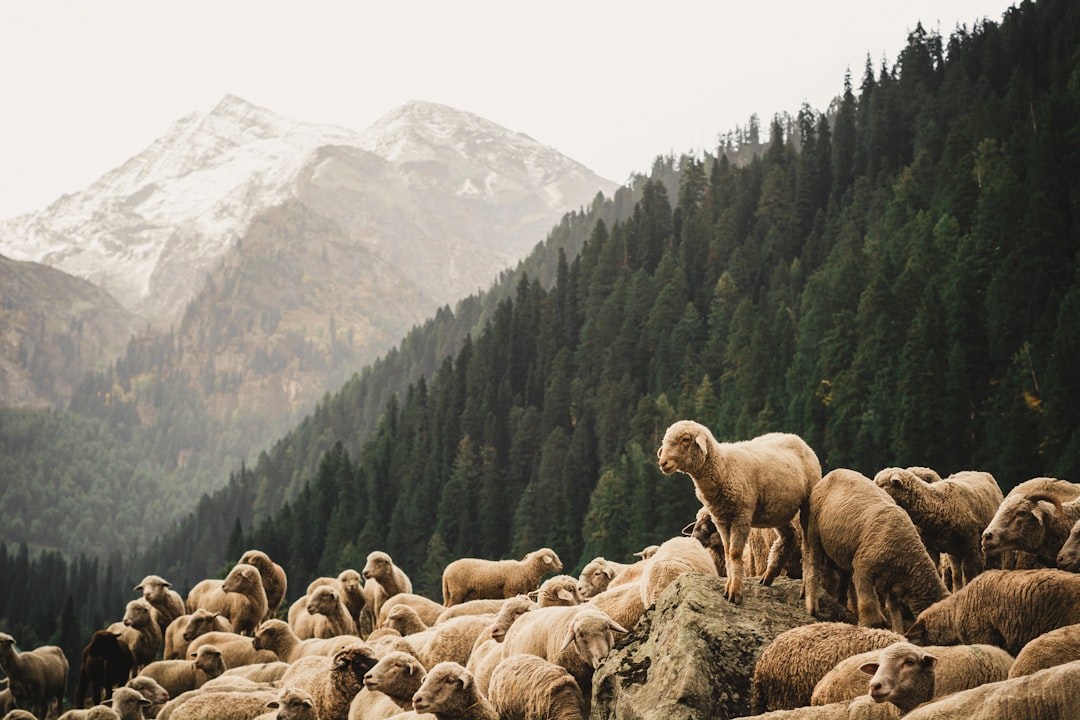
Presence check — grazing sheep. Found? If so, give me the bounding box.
[575,558,632,599]
[252,619,361,664]
[136,644,226,699]
[252,687,319,720]
[106,599,162,677]
[305,571,370,633]
[806,469,950,629]
[133,575,186,634]
[362,552,413,626]
[812,643,1013,706]
[188,630,279,669]
[347,650,426,719]
[165,608,233,660]
[441,548,563,606]
[586,581,646,632]
[487,653,585,720]
[297,586,359,639]
[237,550,289,622]
[187,563,269,636]
[378,594,445,628]
[872,468,1003,590]
[0,632,69,719]
[639,535,719,608]
[1055,519,1080,571]
[277,643,379,720]
[528,575,584,607]
[902,658,1080,719]
[980,477,1080,567]
[159,686,280,720]
[657,420,821,604]
[432,600,504,626]
[750,622,906,713]
[904,569,1080,656]
[1007,623,1080,677]
[408,662,497,720]
[76,630,134,708]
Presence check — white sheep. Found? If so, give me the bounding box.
[902,658,1080,719]
[0,633,69,720]
[347,650,426,719]
[164,608,233,660]
[487,652,586,720]
[158,686,280,720]
[657,420,821,604]
[187,630,279,668]
[586,581,646,632]
[305,570,371,633]
[980,477,1080,567]
[528,574,584,607]
[107,599,163,677]
[805,468,950,629]
[278,642,380,720]
[187,563,269,636]
[362,552,413,628]
[252,619,361,664]
[100,686,153,720]
[379,594,446,628]
[1008,622,1080,678]
[639,535,719,607]
[441,548,563,606]
[294,585,359,639]
[252,687,319,720]
[124,674,171,716]
[904,568,1080,656]
[237,550,289,622]
[217,661,291,685]
[872,468,1003,590]
[133,575,186,634]
[749,622,907,713]
[575,558,632,599]
[408,661,497,720]
[136,643,226,699]
[464,595,539,695]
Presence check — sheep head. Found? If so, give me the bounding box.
[861,642,938,714]
[123,599,154,628]
[981,493,1061,556]
[558,609,628,669]
[1057,520,1080,571]
[222,563,261,594]
[657,420,713,476]
[362,551,393,581]
[266,688,316,720]
[364,651,423,694]
[133,575,172,603]
[412,662,474,715]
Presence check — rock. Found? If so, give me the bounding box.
[591,573,853,720]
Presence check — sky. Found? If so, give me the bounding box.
[0,0,1019,220]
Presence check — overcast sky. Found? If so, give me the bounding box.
[0,0,1017,220]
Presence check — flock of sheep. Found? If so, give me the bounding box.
[2,418,1080,720]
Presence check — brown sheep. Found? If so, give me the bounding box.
[0,633,69,719]
[187,563,269,636]
[237,550,289,621]
[441,548,563,606]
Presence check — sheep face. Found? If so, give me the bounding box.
[558,611,628,669]
[183,609,224,642]
[103,687,152,718]
[123,599,154,629]
[253,620,289,651]
[192,645,225,676]
[125,675,170,705]
[861,642,938,713]
[339,569,364,595]
[1057,521,1080,571]
[657,420,711,476]
[577,560,616,599]
[981,496,1055,556]
[362,552,392,581]
[266,688,315,720]
[133,575,171,603]
[363,651,423,693]
[307,586,339,615]
[489,596,536,642]
[222,564,260,593]
[412,662,472,714]
[0,633,14,655]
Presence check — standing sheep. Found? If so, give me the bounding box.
[188,563,269,636]
[487,653,586,720]
[164,608,233,660]
[278,643,379,720]
[108,599,163,677]
[136,644,227,699]
[441,548,562,607]
[980,477,1080,567]
[133,575,186,634]
[872,468,1003,590]
[1008,623,1080,678]
[347,650,426,719]
[805,469,950,629]
[639,535,719,607]
[305,570,370,633]
[75,630,134,708]
[252,619,360,664]
[362,552,413,628]
[293,586,358,639]
[237,550,288,622]
[378,594,445,628]
[904,569,1080,656]
[656,420,821,604]
[408,662,497,720]
[0,633,68,720]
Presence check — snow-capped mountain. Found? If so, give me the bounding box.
[0,95,616,328]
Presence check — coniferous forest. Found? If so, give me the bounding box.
[2,0,1080,694]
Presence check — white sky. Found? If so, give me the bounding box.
[0,0,1017,220]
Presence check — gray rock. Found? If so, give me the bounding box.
[591,573,853,720]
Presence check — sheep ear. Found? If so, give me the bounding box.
[904,619,925,642]
[859,662,880,676]
[681,520,696,536]
[557,588,575,602]
[694,434,708,454]
[923,654,939,670]
[527,590,539,601]
[608,619,628,634]
[544,554,553,565]
[603,566,616,579]
[139,698,151,708]
[163,580,172,588]
[559,628,576,653]
[458,671,473,690]
[267,701,280,709]
[133,584,143,593]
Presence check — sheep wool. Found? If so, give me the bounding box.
[1008,622,1080,678]
[441,548,563,606]
[487,653,586,720]
[410,662,498,720]
[639,535,718,608]
[0,632,70,720]
[278,642,379,720]
[237,550,289,622]
[253,687,319,720]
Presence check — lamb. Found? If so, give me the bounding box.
[187,563,269,636]
[164,608,233,660]
[1055,519,1080,571]
[528,574,584,607]
[378,594,445,628]
[487,653,586,720]
[1007,622,1080,677]
[586,581,646,631]
[407,661,497,720]
[252,619,361,663]
[872,468,1003,590]
[750,622,907,712]
[237,550,289,622]
[136,644,227,699]
[901,658,1080,719]
[252,687,319,720]
[0,632,69,719]
[278,643,380,720]
[362,552,413,626]
[75,630,134,708]
[805,468,950,629]
[639,535,719,607]
[133,575,186,634]
[657,420,821,604]
[293,586,359,639]
[107,599,163,677]
[812,643,1013,706]
[904,568,1080,656]
[980,477,1080,567]
[347,650,426,719]
[305,570,370,632]
[441,548,563,606]
[188,630,279,668]
[575,558,632,599]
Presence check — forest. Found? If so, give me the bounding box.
[1,0,1078,693]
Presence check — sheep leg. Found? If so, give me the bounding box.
[884,594,905,634]
[722,522,750,604]
[852,572,888,628]
[761,521,798,586]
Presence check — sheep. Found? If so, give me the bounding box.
[75,630,134,708]
[586,580,646,631]
[362,552,413,627]
[464,595,540,694]
[382,608,491,671]
[750,622,907,712]
[124,674,171,717]
[92,686,152,720]
[657,420,821,604]
[106,599,163,677]
[805,468,950,629]
[0,689,12,718]
[2,712,40,720]
[528,574,584,607]
[1006,622,1080,677]
[639,535,719,608]
[685,507,803,579]
[382,606,429,637]
[347,650,426,719]
[133,575,186,634]
[295,586,359,639]
[136,644,227,699]
[305,570,370,632]
[252,687,319,720]
[904,568,1080,656]
[872,468,1003,590]
[1055,518,1080,571]
[812,643,1013,706]
[441,548,563,606]
[901,658,1080,719]
[487,653,586,720]
[432,600,505,626]
[980,477,1080,567]
[408,661,497,720]
[187,563,269,636]
[278,643,380,720]
[57,706,122,720]
[165,608,233,660]
[253,619,362,664]
[378,594,445,628]
[217,661,291,685]
[575,558,632,599]
[158,686,280,720]
[188,630,279,668]
[0,632,69,719]
[237,550,289,621]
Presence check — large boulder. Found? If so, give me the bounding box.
[591,573,852,720]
